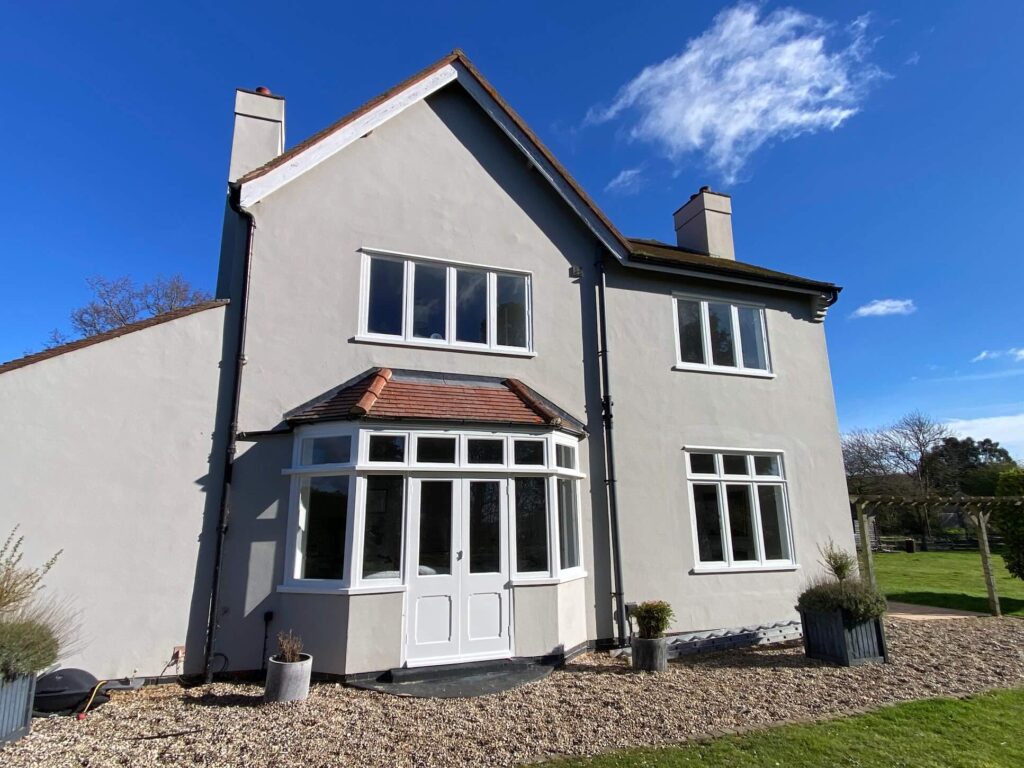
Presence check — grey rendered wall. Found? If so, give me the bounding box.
[603,262,852,633]
[212,84,613,673]
[0,306,227,678]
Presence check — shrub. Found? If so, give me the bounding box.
[0,620,58,678]
[818,539,857,583]
[631,600,675,639]
[797,577,887,626]
[275,630,304,663]
[0,527,60,614]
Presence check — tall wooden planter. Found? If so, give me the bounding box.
[0,674,36,744]
[799,609,889,666]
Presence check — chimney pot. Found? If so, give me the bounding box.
[673,187,735,260]
[255,86,271,95]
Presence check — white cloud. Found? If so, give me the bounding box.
[970,347,1024,363]
[972,350,1001,363]
[850,298,917,318]
[946,413,1024,460]
[586,3,885,183]
[604,167,645,195]
[905,51,921,66]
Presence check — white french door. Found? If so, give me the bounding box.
[405,477,512,666]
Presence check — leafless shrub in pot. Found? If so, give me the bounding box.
[275,630,304,663]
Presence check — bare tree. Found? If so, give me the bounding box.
[880,411,952,493]
[842,411,951,495]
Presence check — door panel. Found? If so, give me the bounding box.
[460,479,511,658]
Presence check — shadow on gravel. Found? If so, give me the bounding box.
[183,691,264,708]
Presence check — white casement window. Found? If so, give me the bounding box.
[685,448,795,572]
[673,295,771,376]
[358,249,533,355]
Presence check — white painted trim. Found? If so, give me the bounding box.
[404,650,513,668]
[360,246,532,276]
[690,565,800,575]
[511,570,588,587]
[672,295,773,376]
[239,64,459,207]
[672,365,776,379]
[352,335,537,358]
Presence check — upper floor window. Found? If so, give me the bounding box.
[674,296,771,375]
[359,250,533,354]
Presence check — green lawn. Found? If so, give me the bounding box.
[873,550,1024,616]
[538,688,1024,767]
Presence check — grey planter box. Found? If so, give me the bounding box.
[0,674,36,744]
[264,654,312,703]
[631,637,668,672]
[799,609,889,666]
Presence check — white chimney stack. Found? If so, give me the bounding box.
[673,186,734,260]
[228,87,285,183]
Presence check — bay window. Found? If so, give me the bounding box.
[360,250,532,354]
[674,296,771,375]
[686,449,794,571]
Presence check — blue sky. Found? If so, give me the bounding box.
[2,1,1023,455]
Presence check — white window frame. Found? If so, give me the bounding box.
[684,447,797,574]
[357,248,535,357]
[281,425,586,594]
[672,294,774,378]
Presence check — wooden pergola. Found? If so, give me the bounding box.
[850,494,1024,617]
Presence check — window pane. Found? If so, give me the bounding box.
[367,258,404,336]
[299,476,349,580]
[416,436,456,464]
[555,444,576,470]
[300,435,351,465]
[689,453,716,474]
[722,454,748,475]
[496,274,528,347]
[676,299,705,364]
[754,455,781,476]
[418,481,453,575]
[455,269,488,344]
[557,478,580,570]
[758,485,790,560]
[467,438,504,464]
[362,475,404,579]
[515,477,548,572]
[368,434,405,462]
[707,302,736,367]
[693,484,724,562]
[412,263,447,340]
[726,484,757,561]
[514,440,545,466]
[738,306,768,370]
[469,481,501,573]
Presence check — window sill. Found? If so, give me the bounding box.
[672,364,775,379]
[353,335,537,358]
[277,584,407,596]
[511,570,587,586]
[689,564,799,575]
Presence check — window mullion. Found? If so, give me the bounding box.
[718,481,733,566]
[731,304,744,370]
[402,260,414,341]
[446,266,456,346]
[749,481,767,564]
[487,271,497,349]
[701,301,713,369]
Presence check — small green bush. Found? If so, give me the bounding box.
[0,620,58,678]
[797,577,887,626]
[631,600,675,639]
[819,539,857,582]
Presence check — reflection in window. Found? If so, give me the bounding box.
[368,434,406,462]
[515,477,548,572]
[514,440,545,466]
[300,435,351,465]
[299,476,349,579]
[455,269,488,344]
[689,452,716,474]
[693,484,725,563]
[676,299,705,365]
[496,274,528,348]
[412,263,447,340]
[738,306,768,370]
[416,436,457,464]
[362,475,404,579]
[754,455,781,476]
[467,438,504,464]
[707,302,736,367]
[418,480,453,575]
[469,481,501,573]
[722,454,748,475]
[555,444,576,470]
[557,478,580,570]
[726,485,756,561]
[758,485,790,560]
[367,258,404,336]
[674,298,770,373]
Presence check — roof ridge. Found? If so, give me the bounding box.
[350,368,393,416]
[503,378,562,428]
[0,299,229,376]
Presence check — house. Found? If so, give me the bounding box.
[0,51,853,680]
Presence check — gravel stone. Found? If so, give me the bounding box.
[4,618,1024,767]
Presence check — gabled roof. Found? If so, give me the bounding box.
[0,300,229,376]
[234,49,839,297]
[287,367,586,436]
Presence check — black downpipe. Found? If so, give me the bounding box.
[595,257,629,647]
[203,196,255,682]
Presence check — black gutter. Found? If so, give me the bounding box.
[595,256,629,647]
[203,189,255,682]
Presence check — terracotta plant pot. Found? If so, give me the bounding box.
[264,653,312,703]
[631,636,668,672]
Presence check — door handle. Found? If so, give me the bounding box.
[457,550,464,561]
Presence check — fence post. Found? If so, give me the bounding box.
[971,506,1001,617]
[856,501,876,587]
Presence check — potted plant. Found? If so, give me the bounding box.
[797,541,889,666]
[0,528,76,744]
[630,600,675,672]
[264,630,312,703]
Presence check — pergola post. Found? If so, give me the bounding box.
[970,504,1001,617]
[856,500,876,587]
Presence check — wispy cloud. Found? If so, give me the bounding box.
[905,51,921,66]
[971,347,1024,363]
[586,3,886,183]
[604,167,645,195]
[946,412,1024,459]
[850,298,917,318]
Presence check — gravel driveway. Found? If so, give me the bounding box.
[5,617,1024,767]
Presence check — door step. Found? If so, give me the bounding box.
[348,659,552,698]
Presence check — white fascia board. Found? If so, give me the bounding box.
[238,64,459,208]
[626,256,833,298]
[451,62,628,262]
